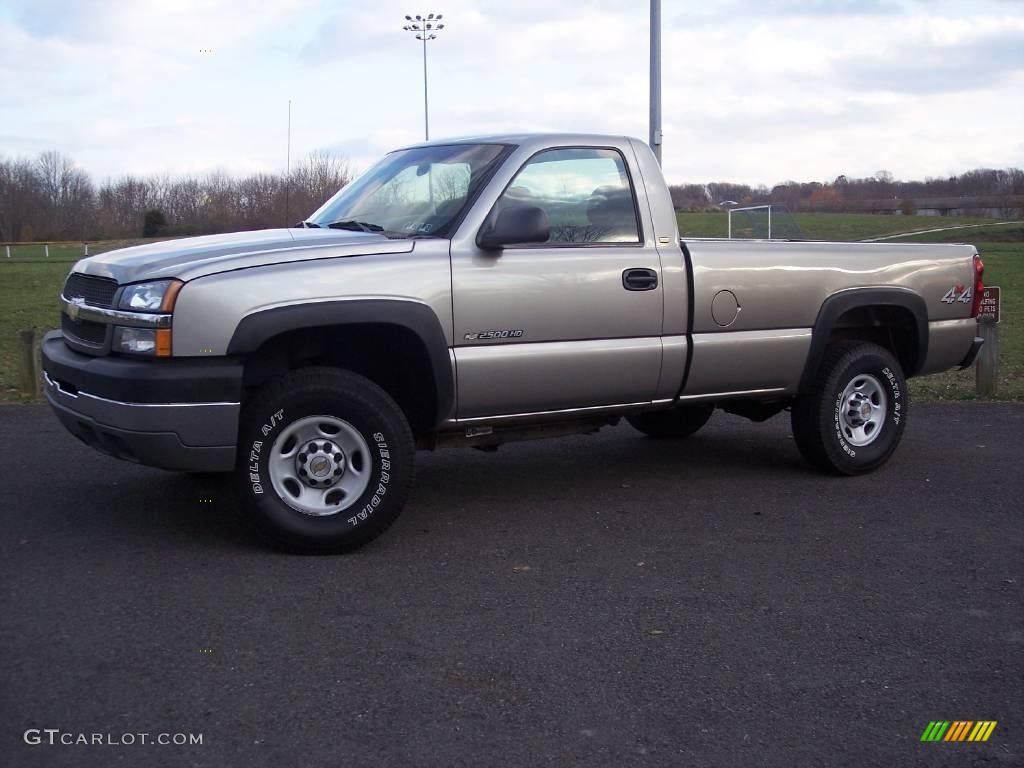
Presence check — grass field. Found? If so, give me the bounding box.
[1,218,1020,403]
[2,260,72,401]
[882,221,1024,243]
[2,238,169,262]
[677,211,1006,242]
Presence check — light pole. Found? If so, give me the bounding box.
[403,13,446,141]
[649,0,662,165]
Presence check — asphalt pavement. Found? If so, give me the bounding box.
[1,402,1022,768]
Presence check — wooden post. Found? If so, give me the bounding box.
[4,244,9,258]
[44,243,49,258]
[17,329,40,396]
[975,317,999,398]
[84,242,89,255]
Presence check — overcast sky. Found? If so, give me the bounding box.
[2,0,1022,187]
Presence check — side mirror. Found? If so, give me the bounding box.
[478,205,549,250]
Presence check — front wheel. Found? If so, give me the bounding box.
[791,341,907,475]
[236,367,415,553]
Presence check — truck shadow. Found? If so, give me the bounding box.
[85,420,817,553]
[397,422,826,543]
[419,422,809,486]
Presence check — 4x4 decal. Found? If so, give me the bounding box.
[941,284,972,304]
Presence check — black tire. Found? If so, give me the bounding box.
[627,403,714,439]
[236,367,414,553]
[791,341,907,475]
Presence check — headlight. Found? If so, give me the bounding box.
[113,327,172,357]
[118,280,182,312]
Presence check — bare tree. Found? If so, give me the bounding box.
[36,151,94,239]
[0,157,44,241]
[9,147,1019,240]
[289,151,353,221]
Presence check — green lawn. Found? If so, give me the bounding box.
[2,238,168,262]
[1,223,1020,402]
[678,211,1003,242]
[1,260,75,401]
[882,221,1024,244]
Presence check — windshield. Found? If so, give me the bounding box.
[306,143,508,237]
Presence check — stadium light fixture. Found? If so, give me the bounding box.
[402,12,447,140]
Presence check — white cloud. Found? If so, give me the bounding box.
[0,0,1021,187]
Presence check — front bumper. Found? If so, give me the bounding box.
[41,331,242,472]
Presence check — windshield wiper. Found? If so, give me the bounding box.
[327,220,384,233]
[296,221,320,228]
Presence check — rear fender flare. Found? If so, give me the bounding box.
[799,288,928,392]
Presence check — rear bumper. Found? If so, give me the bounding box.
[958,336,985,370]
[41,331,240,472]
[918,318,981,377]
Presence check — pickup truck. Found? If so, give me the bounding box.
[42,133,985,552]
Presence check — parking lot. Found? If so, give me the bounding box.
[2,402,1021,767]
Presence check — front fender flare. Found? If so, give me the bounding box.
[226,299,454,424]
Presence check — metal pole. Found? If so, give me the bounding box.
[285,99,291,227]
[422,34,429,140]
[976,318,999,397]
[767,207,772,240]
[649,0,662,165]
[44,243,49,258]
[403,14,444,141]
[5,244,9,258]
[728,210,732,239]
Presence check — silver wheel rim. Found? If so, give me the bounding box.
[838,373,887,447]
[268,415,372,516]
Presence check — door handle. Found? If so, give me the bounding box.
[622,268,658,291]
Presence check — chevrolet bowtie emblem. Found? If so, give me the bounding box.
[67,297,85,320]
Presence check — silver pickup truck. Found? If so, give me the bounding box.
[42,133,985,552]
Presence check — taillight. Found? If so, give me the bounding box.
[971,253,985,318]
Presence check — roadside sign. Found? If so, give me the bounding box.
[978,286,1000,323]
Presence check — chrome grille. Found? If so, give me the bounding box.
[62,314,108,346]
[63,273,118,308]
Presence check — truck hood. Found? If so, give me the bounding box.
[76,228,416,284]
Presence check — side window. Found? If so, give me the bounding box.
[495,148,640,244]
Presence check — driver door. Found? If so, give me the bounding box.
[450,144,665,419]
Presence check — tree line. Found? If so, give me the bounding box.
[669,168,1024,214]
[0,151,352,242]
[3,150,1023,242]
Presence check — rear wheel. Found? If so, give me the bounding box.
[627,403,714,439]
[236,367,414,553]
[791,341,907,475]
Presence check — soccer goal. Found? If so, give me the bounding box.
[726,204,802,240]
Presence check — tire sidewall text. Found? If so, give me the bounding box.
[241,391,404,541]
[827,353,905,470]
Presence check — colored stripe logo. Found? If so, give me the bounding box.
[920,721,997,742]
